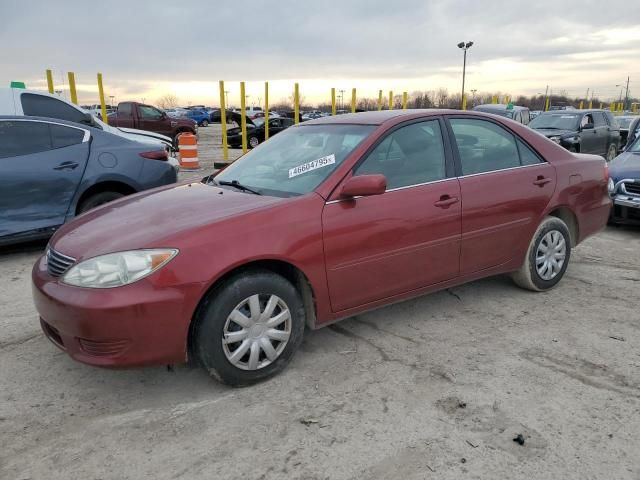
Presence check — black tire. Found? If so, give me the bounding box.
[192,270,305,386]
[77,191,124,214]
[201,120,209,127]
[511,216,572,292]
[248,136,260,149]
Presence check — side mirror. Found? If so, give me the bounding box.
[582,123,594,130]
[340,174,387,198]
[80,112,94,126]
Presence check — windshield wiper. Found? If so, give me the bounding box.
[217,180,262,195]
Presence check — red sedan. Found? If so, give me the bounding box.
[32,110,611,385]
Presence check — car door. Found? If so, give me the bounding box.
[322,118,461,312]
[0,120,90,239]
[592,112,609,156]
[115,102,135,128]
[447,117,556,275]
[138,104,171,136]
[579,113,599,154]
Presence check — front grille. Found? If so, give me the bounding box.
[46,247,76,277]
[623,182,640,196]
[78,338,130,357]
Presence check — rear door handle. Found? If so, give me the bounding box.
[53,162,79,171]
[533,176,552,187]
[434,195,459,208]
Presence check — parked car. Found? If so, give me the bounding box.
[530,110,542,119]
[0,116,177,246]
[184,109,210,126]
[615,115,638,147]
[165,108,190,119]
[608,135,640,224]
[226,112,294,148]
[107,102,197,142]
[472,104,531,124]
[86,104,116,120]
[32,110,610,385]
[529,109,621,161]
[0,88,178,158]
[624,117,640,148]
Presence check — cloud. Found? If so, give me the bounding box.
[1,0,637,104]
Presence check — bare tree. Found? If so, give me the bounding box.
[156,94,178,109]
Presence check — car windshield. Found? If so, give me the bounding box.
[214,124,375,197]
[529,113,580,130]
[252,118,265,127]
[617,117,634,128]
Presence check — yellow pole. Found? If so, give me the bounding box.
[97,73,108,125]
[67,72,78,105]
[351,88,356,113]
[599,102,603,109]
[294,83,299,125]
[378,90,383,111]
[402,92,408,110]
[46,69,54,94]
[264,81,269,141]
[544,96,550,111]
[589,100,593,109]
[579,100,584,109]
[462,94,467,111]
[331,88,336,116]
[240,81,247,153]
[219,80,228,161]
[388,90,393,110]
[492,95,498,104]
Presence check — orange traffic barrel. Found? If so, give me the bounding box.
[178,133,200,170]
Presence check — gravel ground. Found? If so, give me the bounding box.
[1,190,639,478]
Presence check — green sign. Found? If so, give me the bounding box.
[506,102,514,110]
[10,81,26,89]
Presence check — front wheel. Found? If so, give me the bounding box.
[192,271,305,386]
[511,216,571,291]
[248,136,260,149]
[606,143,617,162]
[77,191,124,214]
[201,120,209,127]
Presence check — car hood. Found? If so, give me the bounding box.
[51,182,283,260]
[531,128,577,138]
[609,151,640,180]
[227,111,255,126]
[116,127,173,144]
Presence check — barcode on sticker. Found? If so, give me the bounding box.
[289,154,336,178]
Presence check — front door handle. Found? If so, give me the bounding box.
[53,162,79,171]
[434,195,459,208]
[533,176,552,187]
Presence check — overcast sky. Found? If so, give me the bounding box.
[1,0,638,106]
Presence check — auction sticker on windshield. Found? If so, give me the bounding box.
[289,154,336,178]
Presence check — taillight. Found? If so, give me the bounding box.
[139,150,168,161]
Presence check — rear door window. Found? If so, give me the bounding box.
[21,93,87,124]
[139,105,163,119]
[593,112,606,127]
[450,118,520,175]
[0,121,52,159]
[516,139,543,166]
[50,124,85,148]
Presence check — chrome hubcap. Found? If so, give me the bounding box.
[536,230,566,281]
[222,294,291,371]
[249,137,259,148]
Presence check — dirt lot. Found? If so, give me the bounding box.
[1,201,639,477]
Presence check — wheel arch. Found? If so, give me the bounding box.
[547,206,579,247]
[187,258,318,359]
[74,180,137,215]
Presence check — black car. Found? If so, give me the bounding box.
[616,115,639,147]
[472,104,531,125]
[529,109,621,161]
[227,114,294,149]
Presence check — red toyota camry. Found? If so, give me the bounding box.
[32,110,611,385]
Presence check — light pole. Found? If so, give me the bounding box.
[109,95,115,108]
[470,89,477,107]
[224,90,229,109]
[339,89,345,111]
[457,41,474,109]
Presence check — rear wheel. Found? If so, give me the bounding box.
[511,216,571,291]
[192,270,305,386]
[77,191,124,214]
[248,135,260,149]
[201,120,209,127]
[606,143,617,162]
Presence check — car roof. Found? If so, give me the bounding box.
[301,109,459,126]
[473,104,528,112]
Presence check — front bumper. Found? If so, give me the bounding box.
[610,193,640,223]
[31,255,203,368]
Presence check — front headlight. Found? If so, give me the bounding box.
[608,177,615,194]
[62,249,178,288]
[549,136,562,144]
